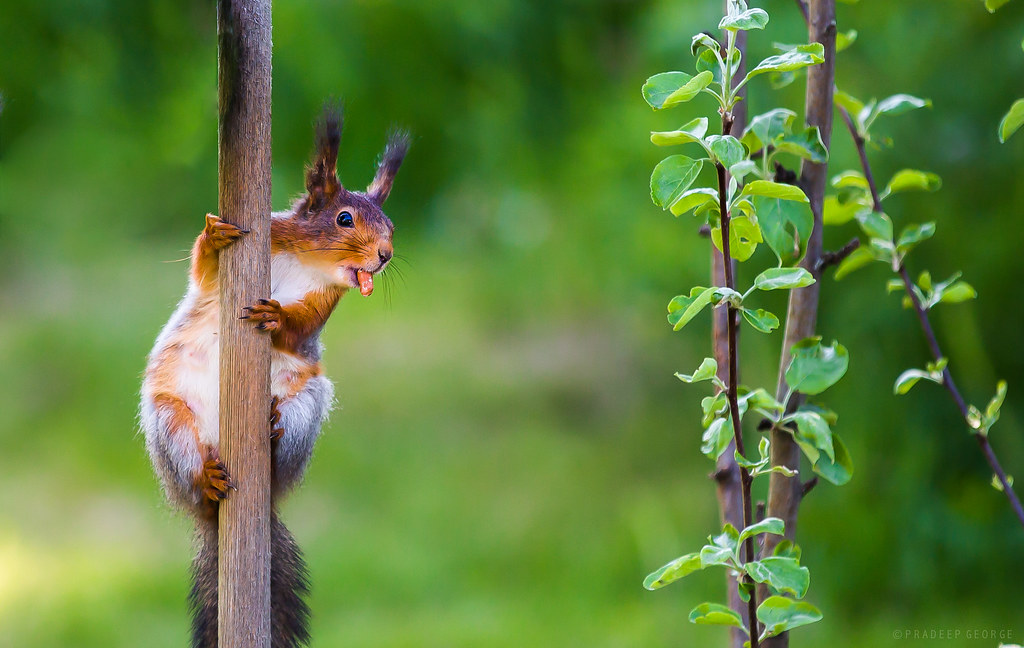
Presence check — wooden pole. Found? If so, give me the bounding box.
[217,1,273,647]
[762,1,835,647]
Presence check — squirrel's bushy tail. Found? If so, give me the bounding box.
[189,513,311,648]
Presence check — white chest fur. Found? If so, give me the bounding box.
[271,253,329,306]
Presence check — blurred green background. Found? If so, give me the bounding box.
[2,0,1023,646]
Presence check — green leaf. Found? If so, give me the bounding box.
[651,156,704,209]
[701,417,733,460]
[696,47,740,86]
[744,108,796,151]
[754,267,815,291]
[699,543,735,568]
[730,160,758,181]
[788,411,835,461]
[757,597,823,639]
[740,308,780,334]
[772,540,802,561]
[834,89,865,120]
[706,135,746,169]
[833,247,875,280]
[991,473,1014,492]
[667,286,717,330]
[836,29,858,52]
[894,368,943,395]
[810,432,854,485]
[823,195,865,226]
[985,0,1012,10]
[939,282,977,304]
[785,338,850,395]
[651,117,710,147]
[875,94,931,116]
[690,33,720,57]
[738,517,785,546]
[974,381,1008,436]
[702,392,730,426]
[753,195,814,265]
[643,552,702,590]
[689,603,747,630]
[855,209,893,241]
[676,357,718,384]
[642,71,714,110]
[719,7,769,31]
[831,171,869,190]
[742,180,809,203]
[775,127,829,163]
[896,222,936,253]
[748,43,825,78]
[883,169,941,197]
[670,188,719,217]
[999,99,1024,142]
[711,212,762,262]
[745,557,810,598]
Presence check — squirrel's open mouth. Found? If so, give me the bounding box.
[343,267,374,297]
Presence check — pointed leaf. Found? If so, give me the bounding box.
[651,156,704,209]
[855,209,893,241]
[788,411,835,461]
[742,180,809,203]
[884,169,941,197]
[833,247,877,280]
[719,7,769,31]
[894,368,942,395]
[740,307,780,334]
[651,117,710,147]
[670,187,719,217]
[701,417,733,459]
[738,517,785,546]
[706,135,746,169]
[677,357,718,384]
[876,94,931,116]
[689,603,747,630]
[754,267,815,291]
[667,286,718,330]
[712,212,762,261]
[896,222,936,253]
[775,127,829,163]
[785,338,850,395]
[643,71,715,110]
[745,557,810,598]
[753,195,814,265]
[643,552,702,590]
[746,108,796,150]
[810,432,854,485]
[748,43,824,79]
[999,99,1024,142]
[757,596,823,639]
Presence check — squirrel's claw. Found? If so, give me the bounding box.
[270,396,284,442]
[201,458,233,502]
[240,298,282,333]
[203,214,247,251]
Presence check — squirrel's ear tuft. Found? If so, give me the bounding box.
[367,129,411,205]
[305,103,344,211]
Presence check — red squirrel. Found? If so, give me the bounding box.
[140,106,409,648]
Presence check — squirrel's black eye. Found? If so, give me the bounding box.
[336,211,354,228]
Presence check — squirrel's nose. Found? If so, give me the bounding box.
[378,248,392,265]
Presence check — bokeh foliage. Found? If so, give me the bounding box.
[1,0,1023,646]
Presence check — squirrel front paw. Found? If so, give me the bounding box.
[240,298,282,332]
[270,396,284,442]
[199,458,234,502]
[204,214,248,250]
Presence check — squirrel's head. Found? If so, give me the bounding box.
[279,105,410,297]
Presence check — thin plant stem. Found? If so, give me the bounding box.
[836,103,1024,529]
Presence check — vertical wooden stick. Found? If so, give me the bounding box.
[217,1,273,646]
[762,1,835,647]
